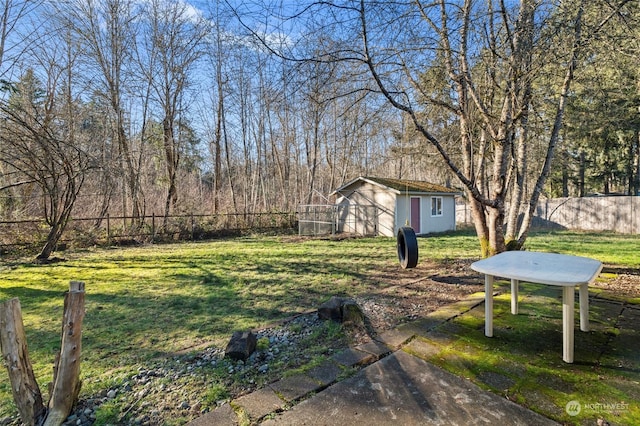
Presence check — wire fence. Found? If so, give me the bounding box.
[297,204,381,237]
[298,205,337,236]
[0,212,298,256]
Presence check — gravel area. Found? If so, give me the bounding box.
[595,270,640,299]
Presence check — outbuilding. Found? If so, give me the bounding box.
[331,176,460,237]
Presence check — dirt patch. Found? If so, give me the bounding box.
[345,259,483,343]
[593,272,640,300]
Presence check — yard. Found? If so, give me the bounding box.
[1,230,639,425]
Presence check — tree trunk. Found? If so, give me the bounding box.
[635,129,640,196]
[163,115,178,227]
[43,281,86,426]
[578,151,586,197]
[36,221,63,261]
[223,100,238,213]
[562,149,569,197]
[37,198,76,261]
[305,113,321,205]
[517,3,583,247]
[627,139,634,195]
[0,298,46,426]
[488,204,506,255]
[213,83,223,213]
[467,194,491,257]
[116,94,144,229]
[36,182,79,262]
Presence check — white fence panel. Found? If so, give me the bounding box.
[457,196,640,234]
[536,196,640,233]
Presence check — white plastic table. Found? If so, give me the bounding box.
[471,251,603,363]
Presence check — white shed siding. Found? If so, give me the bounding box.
[395,193,411,234]
[358,181,395,236]
[335,181,396,236]
[377,200,396,236]
[423,195,456,233]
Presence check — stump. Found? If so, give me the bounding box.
[44,281,85,426]
[318,296,346,321]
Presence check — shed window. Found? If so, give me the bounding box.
[431,196,443,217]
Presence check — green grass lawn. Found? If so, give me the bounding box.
[0,229,638,423]
[0,235,403,421]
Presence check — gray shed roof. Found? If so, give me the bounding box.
[331,176,460,196]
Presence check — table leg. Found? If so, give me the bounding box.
[485,275,494,337]
[579,283,589,332]
[511,279,519,315]
[562,286,575,363]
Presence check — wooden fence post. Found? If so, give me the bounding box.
[43,281,86,426]
[106,214,111,246]
[0,298,46,426]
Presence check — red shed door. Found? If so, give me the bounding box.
[410,197,421,233]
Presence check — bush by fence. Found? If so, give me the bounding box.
[0,212,297,256]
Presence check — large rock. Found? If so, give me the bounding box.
[225,331,257,361]
[341,299,365,324]
[318,296,345,321]
[318,296,364,324]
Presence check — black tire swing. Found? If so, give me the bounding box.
[397,226,418,269]
[397,181,419,269]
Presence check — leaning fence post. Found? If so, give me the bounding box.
[152,213,156,243]
[191,213,195,240]
[0,298,46,426]
[106,214,111,246]
[43,281,85,426]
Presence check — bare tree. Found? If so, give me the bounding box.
[138,0,208,224]
[0,0,42,76]
[357,0,586,255]
[0,68,91,261]
[241,0,633,255]
[0,0,44,218]
[208,15,226,214]
[58,0,144,227]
